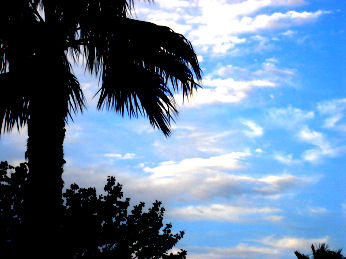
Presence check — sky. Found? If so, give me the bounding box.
[0,0,345,258]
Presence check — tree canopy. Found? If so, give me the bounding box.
[0,161,187,258]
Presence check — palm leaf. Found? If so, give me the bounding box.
[94,18,201,135]
[0,72,30,133]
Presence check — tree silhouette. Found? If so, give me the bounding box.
[0,0,201,255]
[295,244,344,259]
[1,161,187,258]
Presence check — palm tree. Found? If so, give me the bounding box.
[295,244,344,259]
[0,0,201,256]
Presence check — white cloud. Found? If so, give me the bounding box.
[308,207,328,214]
[323,114,343,128]
[156,0,191,9]
[104,153,136,160]
[317,98,346,114]
[282,29,296,37]
[136,0,325,55]
[274,153,299,165]
[317,98,346,129]
[189,244,279,259]
[254,60,295,79]
[214,64,249,78]
[189,9,325,54]
[298,127,335,162]
[143,152,250,177]
[189,234,328,259]
[260,235,329,249]
[177,78,276,107]
[265,215,284,222]
[169,203,281,222]
[65,153,315,203]
[267,106,314,129]
[177,130,234,154]
[243,121,264,137]
[130,154,312,201]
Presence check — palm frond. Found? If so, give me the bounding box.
[98,60,177,136]
[0,72,30,133]
[63,67,86,120]
[95,18,201,135]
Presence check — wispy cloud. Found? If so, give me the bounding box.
[143,152,250,177]
[317,98,346,130]
[260,235,329,249]
[169,203,281,222]
[308,207,328,214]
[267,106,314,129]
[274,153,300,165]
[189,234,328,258]
[243,121,264,137]
[189,244,280,259]
[136,0,326,55]
[104,153,136,160]
[177,78,276,107]
[298,126,336,162]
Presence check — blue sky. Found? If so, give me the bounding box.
[0,0,345,258]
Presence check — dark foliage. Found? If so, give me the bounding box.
[1,1,201,256]
[0,161,186,258]
[0,0,201,135]
[295,243,344,259]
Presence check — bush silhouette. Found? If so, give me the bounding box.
[0,161,186,258]
[295,243,344,259]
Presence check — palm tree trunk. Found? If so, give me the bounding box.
[24,88,67,257]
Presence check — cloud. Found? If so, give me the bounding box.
[64,152,315,203]
[143,152,250,177]
[104,153,136,160]
[127,153,312,201]
[317,98,346,114]
[265,215,284,222]
[282,29,296,37]
[177,78,276,107]
[298,127,336,162]
[175,130,234,154]
[189,234,328,259]
[156,0,191,10]
[243,121,264,137]
[308,207,328,214]
[254,60,295,82]
[136,0,325,55]
[169,203,281,222]
[260,235,329,249]
[189,244,280,259]
[274,153,300,165]
[267,106,314,129]
[189,9,325,54]
[317,98,346,129]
